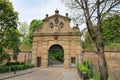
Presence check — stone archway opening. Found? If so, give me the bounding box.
[48,44,64,67]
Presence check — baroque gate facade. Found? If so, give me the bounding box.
[32,10,82,68]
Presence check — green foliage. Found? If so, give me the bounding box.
[29,19,43,32]
[93,74,100,80]
[77,61,111,80]
[49,50,64,62]
[17,65,24,70]
[28,19,43,45]
[19,22,29,41]
[93,74,110,80]
[83,15,120,50]
[0,62,34,73]
[84,32,92,44]
[77,61,95,79]
[6,62,24,65]
[102,15,120,44]
[0,66,6,73]
[77,63,90,77]
[0,0,20,63]
[82,41,93,50]
[0,51,11,64]
[20,19,43,49]
[105,43,120,51]
[21,36,32,46]
[25,63,34,68]
[0,66,10,73]
[83,61,93,78]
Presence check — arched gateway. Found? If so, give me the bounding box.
[32,10,82,68]
[48,44,64,66]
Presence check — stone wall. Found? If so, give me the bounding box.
[82,51,120,71]
[7,50,120,70]
[7,50,32,63]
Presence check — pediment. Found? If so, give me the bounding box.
[43,14,71,22]
[34,10,80,35]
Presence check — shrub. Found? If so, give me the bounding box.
[17,65,24,70]
[77,60,95,79]
[77,64,90,77]
[4,66,9,72]
[93,74,100,80]
[10,65,16,71]
[19,62,25,65]
[0,66,6,73]
[83,61,94,78]
[25,63,34,68]
[6,62,26,66]
[0,63,34,73]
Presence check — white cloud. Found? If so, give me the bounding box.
[10,0,68,24]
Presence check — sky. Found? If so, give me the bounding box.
[9,0,68,24]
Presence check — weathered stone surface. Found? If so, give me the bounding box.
[82,51,120,71]
[31,10,82,68]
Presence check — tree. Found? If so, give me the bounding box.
[0,0,20,64]
[102,14,120,43]
[84,14,120,45]
[84,31,92,44]
[18,21,29,42]
[28,19,43,45]
[62,0,120,80]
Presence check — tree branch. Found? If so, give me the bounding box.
[105,1,120,14]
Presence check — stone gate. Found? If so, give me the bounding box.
[32,10,82,68]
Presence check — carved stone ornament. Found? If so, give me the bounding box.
[49,22,53,28]
[54,16,59,24]
[59,22,64,28]
[54,35,58,40]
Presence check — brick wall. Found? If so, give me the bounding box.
[7,50,32,63]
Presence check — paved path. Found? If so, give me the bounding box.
[0,65,81,80]
[58,69,80,80]
[0,68,40,80]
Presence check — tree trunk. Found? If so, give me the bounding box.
[96,1,108,79]
[97,50,108,80]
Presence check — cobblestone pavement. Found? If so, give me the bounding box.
[4,68,63,80]
[1,65,81,80]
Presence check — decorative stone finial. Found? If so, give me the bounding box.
[46,14,48,18]
[76,24,80,30]
[76,24,78,27]
[66,13,68,17]
[55,9,59,15]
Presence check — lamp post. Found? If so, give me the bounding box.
[14,58,17,74]
[14,42,19,75]
[14,49,18,75]
[24,53,26,69]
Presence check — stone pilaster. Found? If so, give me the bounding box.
[64,49,71,69]
[76,49,82,64]
[32,41,38,66]
[41,48,48,68]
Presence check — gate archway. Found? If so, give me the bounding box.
[31,10,82,69]
[48,44,64,67]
